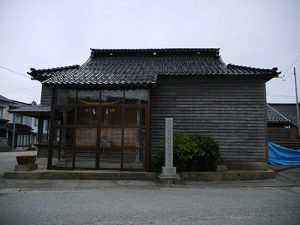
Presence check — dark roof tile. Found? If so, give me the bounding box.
[267,105,291,124]
[29,65,80,82]
[28,48,279,86]
[269,103,299,127]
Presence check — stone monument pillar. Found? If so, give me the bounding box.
[159,118,180,183]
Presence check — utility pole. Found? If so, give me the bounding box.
[294,67,300,134]
[12,114,16,150]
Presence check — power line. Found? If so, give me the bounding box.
[281,54,300,79]
[269,70,293,93]
[0,85,41,93]
[269,54,300,93]
[0,65,31,78]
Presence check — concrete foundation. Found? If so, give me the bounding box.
[15,164,38,171]
[180,170,275,181]
[4,169,275,181]
[222,162,269,171]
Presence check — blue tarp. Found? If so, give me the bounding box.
[268,142,300,165]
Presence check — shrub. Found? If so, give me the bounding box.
[150,150,165,172]
[150,133,220,172]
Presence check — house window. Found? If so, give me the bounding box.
[101,90,123,105]
[34,118,38,126]
[15,115,23,124]
[101,107,122,126]
[17,134,30,146]
[125,90,148,104]
[0,107,3,118]
[124,108,145,126]
[55,89,76,105]
[42,119,49,143]
[77,107,97,126]
[78,90,100,105]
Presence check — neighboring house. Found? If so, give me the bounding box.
[25,48,279,170]
[0,95,38,151]
[269,103,299,127]
[0,95,12,151]
[10,104,50,154]
[267,104,297,143]
[267,103,299,148]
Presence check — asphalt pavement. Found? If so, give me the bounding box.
[0,150,37,177]
[0,179,300,225]
[0,151,299,225]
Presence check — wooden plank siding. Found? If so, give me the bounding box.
[40,85,52,105]
[150,77,267,162]
[268,125,297,143]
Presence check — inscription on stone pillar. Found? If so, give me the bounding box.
[165,118,173,168]
[162,118,177,177]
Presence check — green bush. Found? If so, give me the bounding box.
[150,133,220,172]
[150,150,165,172]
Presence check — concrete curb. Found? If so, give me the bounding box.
[269,165,300,173]
[180,170,275,181]
[4,169,275,181]
[4,170,158,180]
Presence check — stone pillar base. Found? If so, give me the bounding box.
[15,164,38,171]
[162,166,177,176]
[158,174,181,184]
[159,167,181,184]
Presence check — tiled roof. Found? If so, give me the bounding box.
[227,64,278,76]
[0,95,29,107]
[267,105,291,124]
[28,65,80,82]
[0,95,14,103]
[28,48,279,86]
[9,105,50,113]
[9,105,50,117]
[269,104,299,127]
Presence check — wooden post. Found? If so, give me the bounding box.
[294,67,300,134]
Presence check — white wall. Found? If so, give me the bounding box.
[0,101,10,120]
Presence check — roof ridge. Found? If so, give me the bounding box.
[28,65,80,74]
[90,48,220,57]
[91,48,220,52]
[267,104,292,123]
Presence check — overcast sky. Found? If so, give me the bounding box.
[0,0,299,104]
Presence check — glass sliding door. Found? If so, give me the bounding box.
[52,105,76,168]
[75,127,97,168]
[100,128,122,169]
[75,90,100,168]
[50,88,149,170]
[122,107,146,169]
[99,91,123,169]
[123,128,145,169]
